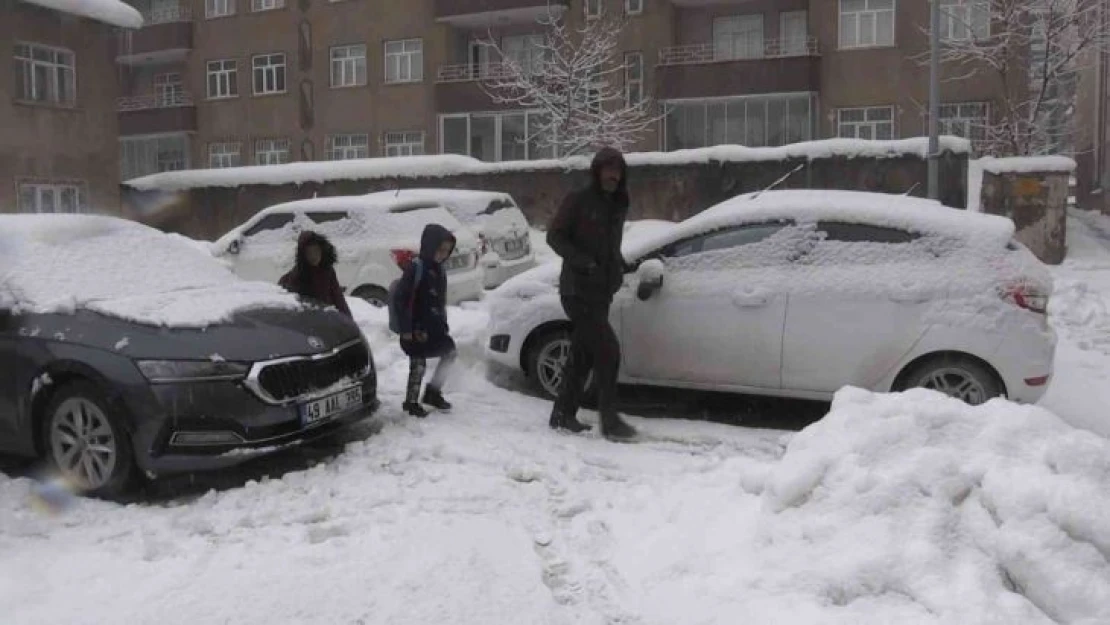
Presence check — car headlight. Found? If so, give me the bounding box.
[135,360,250,383]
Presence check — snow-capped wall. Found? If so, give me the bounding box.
[979,156,1077,175]
[20,0,143,28]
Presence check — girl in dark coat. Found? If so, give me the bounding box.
[394,224,459,417]
[278,230,353,319]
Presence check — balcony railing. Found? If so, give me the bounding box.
[437,62,524,83]
[659,37,819,66]
[117,92,194,111]
[142,4,191,25]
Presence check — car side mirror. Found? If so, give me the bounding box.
[227,238,242,255]
[635,259,665,301]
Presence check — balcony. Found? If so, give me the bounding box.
[656,37,821,100]
[117,92,197,135]
[116,5,193,66]
[436,62,524,112]
[434,0,567,27]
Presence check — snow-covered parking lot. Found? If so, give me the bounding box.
[3,212,1110,625]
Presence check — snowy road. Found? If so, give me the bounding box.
[3,215,1110,624]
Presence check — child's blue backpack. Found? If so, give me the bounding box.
[388,257,424,335]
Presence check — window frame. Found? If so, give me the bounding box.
[662,93,816,151]
[205,0,235,18]
[206,59,238,100]
[658,221,794,261]
[585,0,602,19]
[836,105,895,140]
[326,133,370,160]
[939,0,990,42]
[383,130,426,157]
[254,138,291,166]
[13,42,76,106]
[838,0,896,50]
[330,43,368,89]
[625,0,642,16]
[208,141,242,168]
[251,0,284,12]
[816,221,921,244]
[17,181,86,214]
[937,101,989,148]
[252,53,287,96]
[243,212,295,238]
[624,52,644,109]
[438,110,555,161]
[384,38,424,84]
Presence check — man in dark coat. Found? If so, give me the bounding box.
[394,224,459,417]
[546,146,637,441]
[278,230,353,319]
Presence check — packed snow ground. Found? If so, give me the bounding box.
[4,212,1110,625]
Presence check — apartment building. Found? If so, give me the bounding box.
[1,0,140,213]
[115,0,1012,180]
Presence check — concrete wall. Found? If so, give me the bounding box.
[980,170,1069,265]
[124,149,968,240]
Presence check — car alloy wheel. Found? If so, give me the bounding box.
[352,286,389,308]
[533,334,594,400]
[902,356,1002,406]
[49,397,118,491]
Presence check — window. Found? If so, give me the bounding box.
[244,213,295,238]
[940,0,989,41]
[714,15,764,60]
[626,0,642,15]
[585,0,601,19]
[14,43,75,106]
[207,59,238,99]
[384,131,425,157]
[837,106,894,140]
[384,39,423,84]
[18,182,84,213]
[780,11,809,56]
[205,0,235,17]
[331,44,367,88]
[255,138,290,165]
[327,134,369,160]
[839,0,895,49]
[818,222,919,243]
[208,142,242,168]
[251,0,283,11]
[121,134,189,180]
[939,102,989,147]
[154,73,184,106]
[625,52,643,108]
[440,111,554,161]
[502,34,545,76]
[306,211,349,224]
[252,53,286,95]
[669,222,790,258]
[663,93,814,150]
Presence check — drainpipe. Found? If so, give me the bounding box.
[928,0,941,200]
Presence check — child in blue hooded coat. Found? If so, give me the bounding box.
[394,224,459,417]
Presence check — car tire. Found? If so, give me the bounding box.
[352,285,389,308]
[528,329,597,406]
[897,355,1004,406]
[41,381,135,498]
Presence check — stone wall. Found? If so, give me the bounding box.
[124,150,968,241]
[978,158,1075,265]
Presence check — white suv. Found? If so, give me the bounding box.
[363,189,536,288]
[213,195,484,306]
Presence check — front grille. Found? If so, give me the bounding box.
[494,235,530,261]
[256,341,370,402]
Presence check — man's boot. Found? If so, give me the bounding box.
[404,359,428,418]
[422,385,451,410]
[600,411,637,442]
[549,407,592,433]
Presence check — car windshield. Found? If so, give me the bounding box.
[0,215,238,307]
[479,198,517,215]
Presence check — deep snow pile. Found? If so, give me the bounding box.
[0,214,301,327]
[21,0,143,28]
[751,388,1110,625]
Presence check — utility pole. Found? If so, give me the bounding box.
[928,0,941,200]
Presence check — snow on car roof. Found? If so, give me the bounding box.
[0,214,300,327]
[20,0,143,28]
[622,190,1016,261]
[363,188,515,209]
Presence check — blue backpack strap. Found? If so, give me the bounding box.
[407,258,424,312]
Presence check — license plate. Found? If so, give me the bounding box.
[299,386,362,426]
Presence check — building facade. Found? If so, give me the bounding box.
[1,0,138,213]
[115,0,1011,181]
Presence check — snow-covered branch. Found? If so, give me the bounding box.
[476,11,662,157]
[926,0,1110,156]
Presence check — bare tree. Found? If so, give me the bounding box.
[476,10,661,157]
[932,0,1110,156]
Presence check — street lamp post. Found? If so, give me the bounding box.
[928,0,941,200]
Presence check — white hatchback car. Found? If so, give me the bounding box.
[213,195,485,306]
[486,190,1057,406]
[363,189,536,288]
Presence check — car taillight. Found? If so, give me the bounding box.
[1001,281,1048,314]
[391,248,417,268]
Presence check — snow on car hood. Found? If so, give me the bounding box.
[0,215,302,327]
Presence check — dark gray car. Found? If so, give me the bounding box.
[0,215,379,497]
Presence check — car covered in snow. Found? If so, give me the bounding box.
[362,188,536,288]
[0,215,379,497]
[213,195,484,306]
[486,190,1057,406]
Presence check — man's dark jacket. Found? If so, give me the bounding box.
[546,147,629,303]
